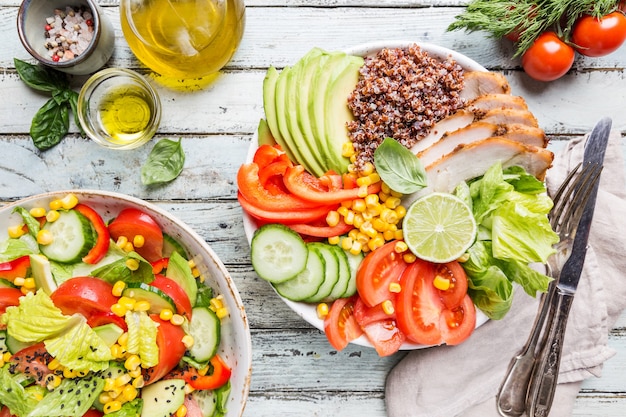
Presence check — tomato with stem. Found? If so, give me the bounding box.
[572,12,626,57]
[521,32,575,82]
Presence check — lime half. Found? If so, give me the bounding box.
[402,192,476,263]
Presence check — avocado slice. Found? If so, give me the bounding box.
[263,66,296,162]
[165,251,198,306]
[257,118,276,147]
[29,254,58,294]
[324,55,364,173]
[274,65,309,167]
[93,323,124,347]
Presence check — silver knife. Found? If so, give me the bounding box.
[526,117,612,417]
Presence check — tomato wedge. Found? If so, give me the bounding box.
[0,255,30,282]
[152,274,193,318]
[108,208,164,262]
[439,294,476,346]
[361,318,406,357]
[9,343,53,385]
[434,261,468,309]
[143,315,187,385]
[74,203,110,264]
[356,241,408,307]
[50,277,119,321]
[324,295,364,351]
[283,165,382,204]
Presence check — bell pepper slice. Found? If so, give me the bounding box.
[0,255,31,282]
[74,203,110,264]
[237,192,334,224]
[288,220,354,238]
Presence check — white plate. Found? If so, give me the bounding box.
[243,41,489,350]
[1,190,252,416]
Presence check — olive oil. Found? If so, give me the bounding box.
[120,0,245,81]
[97,85,155,145]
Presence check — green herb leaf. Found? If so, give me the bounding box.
[141,138,186,185]
[30,98,70,150]
[373,137,427,194]
[14,58,69,92]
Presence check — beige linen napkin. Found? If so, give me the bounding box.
[386,130,626,417]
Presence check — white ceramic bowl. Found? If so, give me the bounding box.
[243,41,490,350]
[1,190,251,416]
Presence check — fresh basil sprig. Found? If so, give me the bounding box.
[14,58,83,150]
[373,137,427,194]
[141,138,186,185]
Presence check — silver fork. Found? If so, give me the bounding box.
[496,162,603,417]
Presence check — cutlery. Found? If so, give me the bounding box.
[525,117,611,417]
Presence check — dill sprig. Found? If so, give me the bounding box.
[448,0,620,57]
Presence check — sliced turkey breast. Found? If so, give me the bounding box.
[424,137,553,193]
[411,109,474,154]
[468,94,528,117]
[477,108,539,128]
[496,123,548,148]
[459,71,511,102]
[417,122,499,167]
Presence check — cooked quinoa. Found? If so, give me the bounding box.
[347,44,465,171]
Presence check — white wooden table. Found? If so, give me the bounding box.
[1,1,625,416]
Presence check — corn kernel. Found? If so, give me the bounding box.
[355,231,369,245]
[357,185,368,198]
[0,357,4,368]
[13,277,25,287]
[383,229,395,241]
[77,369,89,378]
[197,365,209,376]
[104,400,122,414]
[328,236,340,245]
[46,210,60,222]
[45,374,62,390]
[367,236,385,252]
[342,141,355,157]
[132,375,145,388]
[394,230,404,240]
[390,189,403,198]
[191,267,201,278]
[63,368,77,378]
[99,392,112,405]
[385,196,402,209]
[403,252,417,263]
[122,385,138,402]
[326,210,340,227]
[159,308,174,321]
[316,302,329,319]
[372,218,387,232]
[133,300,151,312]
[210,297,223,311]
[457,253,470,263]
[187,259,196,269]
[116,236,128,248]
[122,242,134,253]
[381,182,391,194]
[23,278,36,289]
[389,282,402,293]
[356,176,372,187]
[124,354,141,371]
[108,386,123,399]
[111,303,127,317]
[175,404,188,417]
[349,241,363,255]
[378,191,389,203]
[215,307,229,319]
[128,367,142,379]
[348,228,359,241]
[364,193,379,207]
[112,281,126,297]
[395,205,407,219]
[394,241,408,253]
[184,383,195,394]
[368,172,381,184]
[118,296,136,310]
[182,335,195,349]
[125,258,140,271]
[117,332,129,347]
[433,275,451,291]
[344,210,355,225]
[8,224,25,238]
[340,237,353,251]
[352,199,366,212]
[37,229,54,245]
[2,352,12,363]
[382,299,395,315]
[104,378,116,392]
[170,314,185,326]
[337,206,350,217]
[49,199,63,211]
[353,213,364,229]
[20,286,32,295]
[115,373,132,387]
[29,207,46,218]
[60,193,79,210]
[360,162,375,176]
[47,358,61,371]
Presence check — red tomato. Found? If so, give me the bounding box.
[287,219,354,238]
[521,32,575,82]
[165,354,231,390]
[86,311,128,331]
[237,192,334,224]
[361,318,406,357]
[323,295,364,351]
[82,410,104,417]
[152,274,193,318]
[439,294,476,346]
[353,296,396,327]
[74,204,110,264]
[0,406,14,417]
[108,208,164,262]
[572,12,626,57]
[356,241,408,307]
[143,315,187,385]
[0,255,30,282]
[9,343,53,385]
[50,277,119,320]
[434,261,468,309]
[0,288,24,316]
[283,165,382,204]
[395,260,443,345]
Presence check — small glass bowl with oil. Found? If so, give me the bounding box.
[77,68,161,150]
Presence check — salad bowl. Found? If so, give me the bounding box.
[0,190,251,417]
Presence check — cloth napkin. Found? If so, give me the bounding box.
[385,129,626,417]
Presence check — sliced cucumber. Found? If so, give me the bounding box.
[123,283,177,314]
[187,306,221,362]
[343,251,364,298]
[40,209,95,263]
[6,333,33,354]
[273,247,325,301]
[324,245,352,301]
[140,379,186,417]
[192,389,218,417]
[304,243,339,303]
[163,233,188,258]
[0,330,7,354]
[251,224,308,284]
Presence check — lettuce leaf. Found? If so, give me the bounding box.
[0,367,32,417]
[91,252,154,284]
[27,372,104,417]
[125,311,159,368]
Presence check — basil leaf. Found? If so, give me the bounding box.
[373,137,427,194]
[52,88,73,105]
[30,98,70,150]
[141,138,186,185]
[14,58,69,92]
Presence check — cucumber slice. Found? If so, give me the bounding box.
[163,233,188,258]
[0,330,7,354]
[6,333,32,354]
[273,247,325,301]
[324,245,352,301]
[187,306,221,362]
[304,243,339,303]
[192,388,218,417]
[123,283,177,314]
[251,224,308,284]
[40,209,95,263]
[342,251,364,298]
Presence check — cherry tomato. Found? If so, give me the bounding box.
[152,274,193,318]
[50,277,119,321]
[142,315,187,385]
[74,204,110,264]
[356,241,408,307]
[165,354,231,390]
[572,12,626,57]
[108,208,164,262]
[323,295,364,351]
[0,287,22,315]
[9,343,53,385]
[521,32,575,82]
[0,255,31,282]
